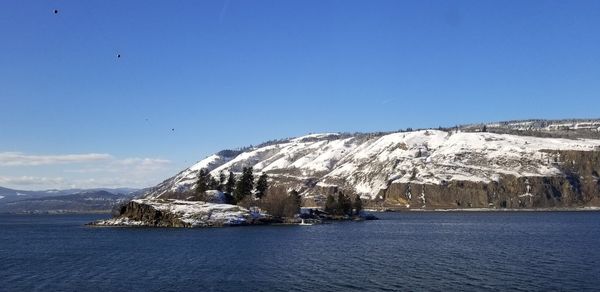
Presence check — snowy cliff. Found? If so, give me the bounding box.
[141,122,600,209]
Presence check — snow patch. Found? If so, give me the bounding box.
[145,130,600,200]
[133,199,251,226]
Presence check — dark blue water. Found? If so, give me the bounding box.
[1,212,599,291]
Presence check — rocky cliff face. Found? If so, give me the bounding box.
[92,199,258,227]
[114,200,188,227]
[139,120,600,210]
[379,150,600,209]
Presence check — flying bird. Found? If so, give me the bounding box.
[54,9,58,14]
[117,54,121,58]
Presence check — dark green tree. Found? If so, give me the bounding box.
[234,167,254,203]
[353,195,363,215]
[217,171,226,191]
[255,172,269,199]
[196,168,210,194]
[225,171,236,194]
[325,194,336,214]
[208,175,220,190]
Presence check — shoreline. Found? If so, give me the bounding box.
[365,207,600,212]
[3,207,600,216]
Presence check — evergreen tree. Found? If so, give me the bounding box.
[217,171,226,192]
[325,194,336,214]
[234,167,254,203]
[196,168,210,194]
[208,176,220,190]
[225,171,236,194]
[353,195,363,215]
[255,173,269,199]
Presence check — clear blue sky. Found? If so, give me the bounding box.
[1,0,599,190]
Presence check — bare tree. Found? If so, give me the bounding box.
[261,186,301,219]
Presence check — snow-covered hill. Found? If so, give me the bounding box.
[143,128,600,201]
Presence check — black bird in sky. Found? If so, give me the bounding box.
[53,9,58,14]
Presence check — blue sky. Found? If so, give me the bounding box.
[1,0,599,190]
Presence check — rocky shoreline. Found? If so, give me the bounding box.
[366,207,600,212]
[88,199,378,228]
[88,199,600,228]
[88,199,263,228]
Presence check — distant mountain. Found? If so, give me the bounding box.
[0,187,72,203]
[139,118,600,209]
[0,187,138,214]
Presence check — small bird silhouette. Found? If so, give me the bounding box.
[171,128,175,132]
[54,9,58,14]
[117,54,121,58]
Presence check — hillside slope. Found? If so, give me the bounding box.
[141,121,600,209]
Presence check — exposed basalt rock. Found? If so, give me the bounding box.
[380,150,600,209]
[118,200,189,227]
[91,199,268,228]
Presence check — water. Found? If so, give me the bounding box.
[1,212,599,291]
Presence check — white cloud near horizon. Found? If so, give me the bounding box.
[0,176,67,187]
[0,151,173,190]
[64,158,171,174]
[115,158,171,171]
[0,152,113,166]
[0,175,157,190]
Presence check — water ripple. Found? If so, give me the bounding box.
[1,212,600,291]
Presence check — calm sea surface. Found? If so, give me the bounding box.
[1,212,599,291]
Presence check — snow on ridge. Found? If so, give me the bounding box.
[189,154,222,171]
[290,133,340,142]
[143,154,235,199]
[148,130,600,200]
[480,119,600,132]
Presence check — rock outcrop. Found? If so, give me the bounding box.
[380,150,600,209]
[92,199,260,227]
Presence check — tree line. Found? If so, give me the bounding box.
[196,167,268,203]
[196,167,364,219]
[324,192,363,216]
[195,167,300,219]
